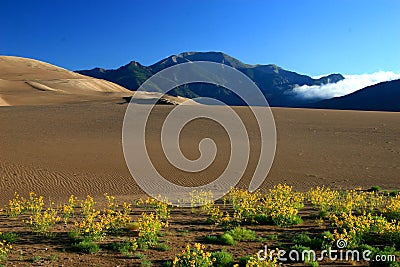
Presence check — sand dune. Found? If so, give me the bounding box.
[0,102,399,205]
[0,56,192,106]
[0,56,134,106]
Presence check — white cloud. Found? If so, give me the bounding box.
[293,71,400,100]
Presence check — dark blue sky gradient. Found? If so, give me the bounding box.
[1,0,399,75]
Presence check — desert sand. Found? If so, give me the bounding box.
[1,102,399,206]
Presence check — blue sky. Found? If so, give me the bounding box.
[0,0,399,76]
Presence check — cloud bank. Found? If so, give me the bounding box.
[293,71,400,100]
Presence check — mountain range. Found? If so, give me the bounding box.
[310,79,400,112]
[2,52,397,111]
[77,52,345,107]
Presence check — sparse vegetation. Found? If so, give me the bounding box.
[211,249,234,266]
[1,186,400,266]
[72,240,101,254]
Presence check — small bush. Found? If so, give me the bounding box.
[212,249,234,266]
[293,233,312,246]
[30,255,42,263]
[307,261,319,267]
[135,252,153,267]
[0,232,18,243]
[254,214,272,224]
[219,233,236,246]
[204,234,236,245]
[368,186,382,192]
[272,214,303,227]
[226,227,257,242]
[155,242,170,251]
[73,240,100,254]
[68,230,82,242]
[291,244,311,253]
[108,239,137,256]
[309,237,323,250]
[239,255,251,267]
[204,235,219,244]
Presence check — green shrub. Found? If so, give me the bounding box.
[291,244,311,253]
[318,210,330,218]
[108,239,137,256]
[204,235,219,244]
[219,233,236,246]
[321,231,335,249]
[212,249,234,266]
[307,261,319,267]
[68,230,82,242]
[254,214,272,224]
[226,227,257,242]
[272,214,303,227]
[368,186,382,192]
[0,232,18,243]
[309,237,323,250]
[204,234,236,245]
[72,240,100,254]
[30,255,42,263]
[162,261,172,267]
[239,255,251,267]
[155,242,170,251]
[293,233,312,246]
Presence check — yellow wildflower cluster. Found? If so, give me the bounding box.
[144,196,171,222]
[329,211,400,248]
[73,194,132,239]
[4,192,43,217]
[137,212,167,248]
[26,192,45,215]
[61,195,77,224]
[72,195,105,239]
[383,194,400,220]
[0,233,12,261]
[100,201,132,233]
[202,203,230,227]
[308,187,386,215]
[5,192,26,217]
[190,190,214,208]
[74,209,105,239]
[230,188,261,223]
[173,243,215,267]
[244,252,280,267]
[27,206,61,235]
[201,184,304,227]
[81,195,96,218]
[261,184,304,226]
[308,186,339,213]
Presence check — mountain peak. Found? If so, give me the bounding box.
[126,61,143,67]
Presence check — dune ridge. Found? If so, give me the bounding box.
[0,56,132,106]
